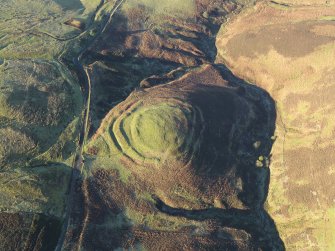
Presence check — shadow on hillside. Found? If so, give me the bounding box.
[142,63,284,250]
[54,0,84,11]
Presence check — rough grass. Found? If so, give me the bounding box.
[269,1,291,10]
[0,59,82,168]
[320,15,335,21]
[225,21,334,59]
[123,0,196,18]
[0,0,70,59]
[0,165,71,217]
[216,2,335,249]
[124,207,201,231]
[0,128,37,167]
[270,0,335,5]
[54,0,84,11]
[0,0,102,60]
[80,0,102,13]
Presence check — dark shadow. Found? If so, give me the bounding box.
[88,55,181,135]
[79,64,283,250]
[154,197,284,250]
[54,0,84,11]
[161,23,220,63]
[137,64,281,250]
[214,63,277,209]
[0,162,74,251]
[79,11,225,137]
[82,12,184,136]
[0,212,62,251]
[219,64,276,205]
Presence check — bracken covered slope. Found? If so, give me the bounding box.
[81,64,282,250]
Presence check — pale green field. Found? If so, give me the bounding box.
[123,0,196,17]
